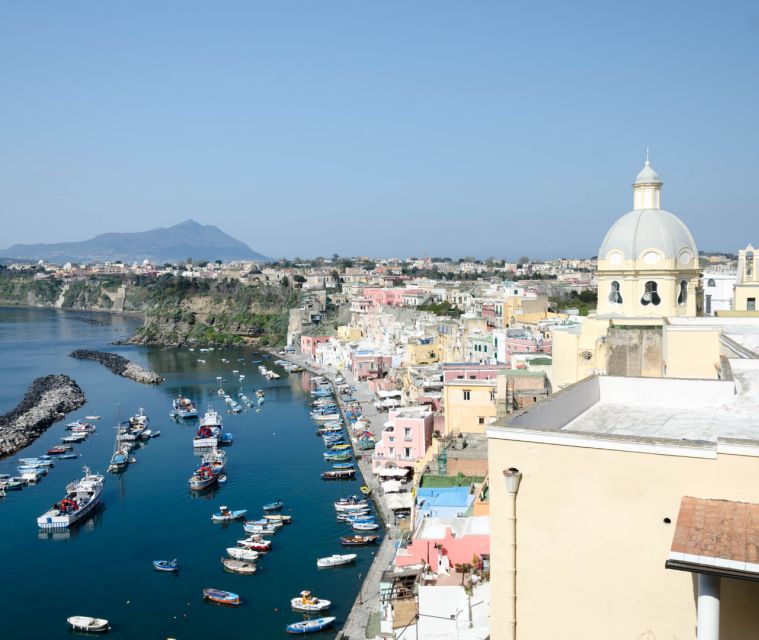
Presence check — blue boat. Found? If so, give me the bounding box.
[262,499,283,512]
[153,559,178,572]
[332,462,354,469]
[286,616,336,634]
[220,433,234,445]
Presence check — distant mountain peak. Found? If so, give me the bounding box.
[1,221,270,264]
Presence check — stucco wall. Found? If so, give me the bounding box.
[487,432,759,640]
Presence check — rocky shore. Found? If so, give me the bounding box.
[70,349,164,385]
[0,375,86,458]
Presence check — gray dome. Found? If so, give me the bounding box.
[634,161,662,185]
[599,209,698,262]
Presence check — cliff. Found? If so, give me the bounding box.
[0,375,86,458]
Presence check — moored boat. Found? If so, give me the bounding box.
[263,513,292,524]
[222,558,257,575]
[291,591,331,612]
[203,588,240,606]
[341,534,379,546]
[67,616,109,633]
[286,616,336,634]
[37,467,104,530]
[262,499,283,511]
[212,506,247,522]
[153,559,179,572]
[352,521,380,531]
[322,469,355,480]
[226,547,259,561]
[189,448,226,490]
[316,553,356,568]
[237,536,271,551]
[172,393,198,419]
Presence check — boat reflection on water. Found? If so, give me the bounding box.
[188,484,221,501]
[37,504,107,541]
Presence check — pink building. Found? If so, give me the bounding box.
[502,335,552,354]
[362,287,421,307]
[350,350,392,381]
[372,407,434,473]
[442,363,501,383]
[394,516,491,572]
[300,335,331,360]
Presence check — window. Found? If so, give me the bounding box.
[404,427,412,440]
[747,252,754,278]
[641,281,661,306]
[749,298,757,312]
[705,294,712,315]
[677,280,688,306]
[463,390,471,401]
[490,390,496,402]
[389,436,395,442]
[404,448,411,458]
[707,279,716,287]
[456,375,464,379]
[609,280,623,304]
[389,448,394,456]
[469,375,476,380]
[478,417,485,425]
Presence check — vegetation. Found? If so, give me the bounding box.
[417,300,463,318]
[549,289,598,316]
[420,473,485,488]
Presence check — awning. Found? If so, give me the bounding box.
[378,467,410,478]
[382,480,402,493]
[666,496,759,581]
[378,390,402,398]
[385,493,413,510]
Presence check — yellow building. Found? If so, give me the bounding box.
[734,245,759,312]
[336,325,362,343]
[487,367,759,640]
[405,341,440,366]
[502,295,549,328]
[551,159,725,389]
[443,379,497,435]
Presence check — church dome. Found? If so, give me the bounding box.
[599,208,697,262]
[634,161,662,185]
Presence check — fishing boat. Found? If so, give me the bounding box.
[237,537,271,551]
[243,522,277,536]
[202,588,240,606]
[335,501,369,512]
[188,448,226,490]
[67,616,110,633]
[58,453,79,460]
[263,513,292,524]
[222,558,257,575]
[337,510,370,521]
[286,616,336,634]
[311,412,341,422]
[37,467,104,530]
[226,547,259,561]
[341,534,379,546]
[62,433,87,443]
[153,559,179,572]
[323,451,352,462]
[108,434,129,474]
[352,521,380,531]
[172,394,198,419]
[249,518,283,529]
[262,499,283,511]
[85,415,101,420]
[322,469,355,480]
[194,407,223,448]
[290,591,331,612]
[212,506,247,522]
[47,445,69,455]
[1,479,24,491]
[127,408,149,439]
[332,462,354,470]
[316,553,356,568]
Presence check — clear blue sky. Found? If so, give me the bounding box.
[1,1,758,260]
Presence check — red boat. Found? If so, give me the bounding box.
[237,538,271,552]
[47,446,68,455]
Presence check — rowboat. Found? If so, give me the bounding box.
[262,499,283,511]
[227,547,259,561]
[341,535,379,546]
[353,521,380,531]
[286,616,336,634]
[291,591,331,612]
[360,485,371,494]
[222,558,257,575]
[332,462,354,470]
[316,553,356,568]
[67,616,109,633]
[212,506,247,522]
[153,559,179,572]
[203,588,240,606]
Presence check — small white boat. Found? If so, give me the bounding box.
[67,616,109,633]
[316,553,356,568]
[291,591,331,612]
[222,557,257,575]
[211,506,247,522]
[226,547,259,561]
[85,416,101,421]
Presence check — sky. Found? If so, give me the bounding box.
[1,1,758,260]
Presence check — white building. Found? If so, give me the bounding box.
[702,268,737,315]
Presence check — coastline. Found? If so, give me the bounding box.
[0,302,146,321]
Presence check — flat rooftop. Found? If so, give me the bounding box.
[500,360,759,445]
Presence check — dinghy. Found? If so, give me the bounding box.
[352,521,380,531]
[286,616,336,634]
[262,499,283,511]
[226,547,259,561]
[153,559,179,572]
[203,588,240,606]
[67,616,109,633]
[316,553,356,568]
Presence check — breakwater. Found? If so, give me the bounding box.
[69,349,164,384]
[0,374,86,458]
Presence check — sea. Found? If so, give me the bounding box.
[0,307,376,638]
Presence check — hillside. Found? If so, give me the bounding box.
[1,220,270,264]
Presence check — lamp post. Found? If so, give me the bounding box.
[503,468,522,640]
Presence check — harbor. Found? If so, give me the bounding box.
[0,308,378,638]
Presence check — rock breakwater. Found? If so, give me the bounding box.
[0,374,86,458]
[70,349,163,385]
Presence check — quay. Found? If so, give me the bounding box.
[274,349,401,639]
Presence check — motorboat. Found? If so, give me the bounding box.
[323,451,352,462]
[67,616,109,633]
[127,408,149,439]
[172,394,198,419]
[153,559,179,572]
[341,534,379,546]
[203,588,240,606]
[212,506,247,522]
[237,537,271,551]
[322,469,355,480]
[222,558,256,574]
[37,467,104,530]
[85,416,101,420]
[189,449,226,490]
[334,501,369,512]
[316,553,356,568]
[47,446,69,455]
[263,513,292,524]
[226,547,259,561]
[58,453,79,460]
[352,521,380,531]
[291,591,331,612]
[286,616,337,634]
[262,499,283,511]
[194,408,223,447]
[337,510,370,521]
[62,433,87,443]
[220,432,234,445]
[332,462,354,470]
[243,522,277,536]
[311,412,341,422]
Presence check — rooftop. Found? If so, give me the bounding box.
[416,515,490,539]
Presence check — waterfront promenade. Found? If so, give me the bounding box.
[280,350,402,639]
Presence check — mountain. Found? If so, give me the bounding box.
[1,220,270,264]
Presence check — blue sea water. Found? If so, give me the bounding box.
[0,307,375,638]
